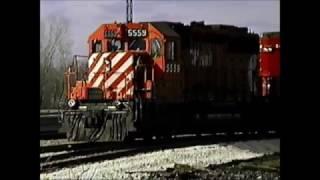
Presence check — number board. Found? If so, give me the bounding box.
[105,31,118,38]
[127,29,147,38]
[166,63,181,73]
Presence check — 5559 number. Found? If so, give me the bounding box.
[166,64,180,73]
[128,29,147,37]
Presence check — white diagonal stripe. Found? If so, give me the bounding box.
[109,52,126,69]
[104,55,133,88]
[115,71,134,93]
[116,79,126,92]
[92,75,104,88]
[126,86,134,95]
[88,53,99,67]
[88,52,110,82]
[91,52,124,81]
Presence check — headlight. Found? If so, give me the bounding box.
[79,106,87,110]
[68,99,76,108]
[107,106,117,110]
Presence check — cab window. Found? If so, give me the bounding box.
[166,41,176,61]
[128,39,146,51]
[92,40,102,53]
[108,39,123,52]
[151,39,161,59]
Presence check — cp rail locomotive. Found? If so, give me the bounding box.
[258,32,280,97]
[62,21,280,142]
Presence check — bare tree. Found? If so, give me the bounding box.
[40,15,73,109]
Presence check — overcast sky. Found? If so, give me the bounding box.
[40,0,280,55]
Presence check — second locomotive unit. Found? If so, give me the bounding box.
[258,32,280,98]
[62,21,271,142]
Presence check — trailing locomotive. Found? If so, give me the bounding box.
[258,32,280,97]
[62,21,277,142]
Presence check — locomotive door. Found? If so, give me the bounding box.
[134,59,153,99]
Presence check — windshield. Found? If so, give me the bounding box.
[108,39,123,52]
[151,39,161,59]
[128,39,146,51]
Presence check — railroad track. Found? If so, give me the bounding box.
[40,109,64,140]
[40,132,65,140]
[40,131,279,173]
[41,141,112,153]
[40,140,151,173]
[40,147,144,173]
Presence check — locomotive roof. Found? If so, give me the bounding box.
[147,22,181,38]
[146,21,250,38]
[88,21,257,42]
[262,32,280,38]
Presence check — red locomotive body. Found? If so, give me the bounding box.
[65,23,154,103]
[259,32,280,97]
[62,21,266,142]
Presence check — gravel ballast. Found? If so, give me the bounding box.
[40,139,279,179]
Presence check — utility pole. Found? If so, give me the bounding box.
[126,0,133,23]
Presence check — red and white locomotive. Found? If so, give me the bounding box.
[62,21,278,142]
[258,32,280,97]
